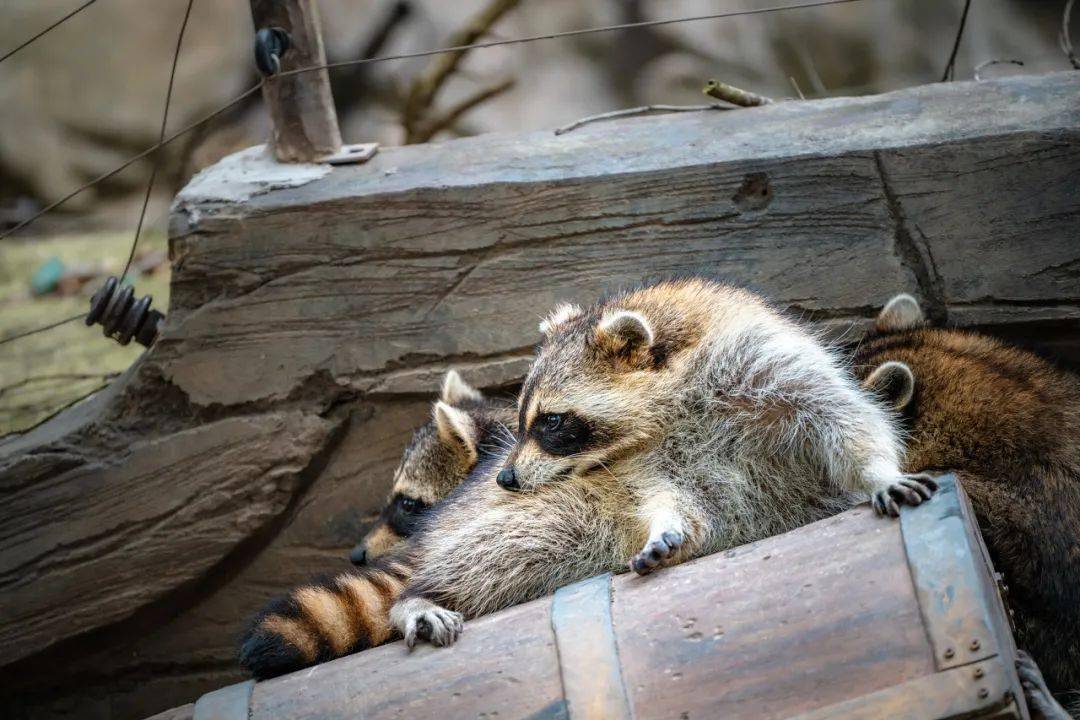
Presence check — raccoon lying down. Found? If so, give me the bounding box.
[241,279,933,679]
[855,294,1080,710]
[349,370,515,566]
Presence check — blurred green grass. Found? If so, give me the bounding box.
[0,231,170,435]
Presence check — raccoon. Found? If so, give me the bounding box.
[853,294,1080,702]
[496,279,934,567]
[241,279,933,676]
[350,370,515,565]
[240,372,513,680]
[391,278,937,645]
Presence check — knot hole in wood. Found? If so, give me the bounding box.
[732,172,773,213]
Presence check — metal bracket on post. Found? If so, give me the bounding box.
[320,142,379,165]
[249,0,378,166]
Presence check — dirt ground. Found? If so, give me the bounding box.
[0,231,169,434]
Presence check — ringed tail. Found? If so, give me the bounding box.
[239,554,413,679]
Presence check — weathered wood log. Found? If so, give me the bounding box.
[0,410,341,663]
[180,475,1029,720]
[2,72,1077,719]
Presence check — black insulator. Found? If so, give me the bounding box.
[86,276,165,348]
[254,27,292,76]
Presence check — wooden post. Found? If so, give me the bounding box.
[250,0,342,162]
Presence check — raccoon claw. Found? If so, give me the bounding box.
[873,473,938,517]
[403,606,464,649]
[1016,650,1071,720]
[631,530,684,575]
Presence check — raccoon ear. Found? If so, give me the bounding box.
[539,303,584,338]
[876,294,925,332]
[440,370,482,405]
[433,401,479,463]
[595,310,654,364]
[862,361,915,411]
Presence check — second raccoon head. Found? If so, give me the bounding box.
[352,371,488,564]
[500,303,670,493]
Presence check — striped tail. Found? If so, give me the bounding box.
[239,553,413,679]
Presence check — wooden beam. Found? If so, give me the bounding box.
[181,482,1021,719]
[2,72,1078,720]
[250,0,341,162]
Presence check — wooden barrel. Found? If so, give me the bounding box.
[188,474,1028,720]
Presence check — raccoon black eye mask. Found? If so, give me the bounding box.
[529,411,594,456]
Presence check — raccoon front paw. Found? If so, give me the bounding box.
[1016,650,1073,720]
[400,603,464,649]
[872,473,938,517]
[631,530,684,575]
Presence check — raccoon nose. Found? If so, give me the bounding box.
[496,466,520,490]
[349,545,367,566]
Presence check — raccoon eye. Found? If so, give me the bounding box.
[397,496,421,513]
[541,413,564,433]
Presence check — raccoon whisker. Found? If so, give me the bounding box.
[828,322,859,348]
[846,336,867,365]
[494,422,517,446]
[590,457,619,483]
[479,440,511,454]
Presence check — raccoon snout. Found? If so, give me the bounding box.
[349,545,367,566]
[496,466,520,491]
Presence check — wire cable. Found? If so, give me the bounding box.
[0,83,262,242]
[1,0,195,348]
[0,314,83,347]
[0,0,101,65]
[941,0,973,82]
[1,0,868,242]
[279,0,869,81]
[121,0,194,282]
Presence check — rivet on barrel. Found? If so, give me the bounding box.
[973,667,984,679]
[977,688,989,699]
[970,639,981,651]
[944,647,955,659]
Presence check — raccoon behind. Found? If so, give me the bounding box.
[241,371,513,680]
[351,370,515,565]
[854,294,1080,698]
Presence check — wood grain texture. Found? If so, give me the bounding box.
[2,400,425,720]
[2,73,1075,719]
[249,596,567,720]
[249,0,341,161]
[175,498,1022,720]
[788,658,1019,720]
[611,507,935,720]
[0,411,341,666]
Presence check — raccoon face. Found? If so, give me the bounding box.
[499,305,666,492]
[352,371,484,565]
